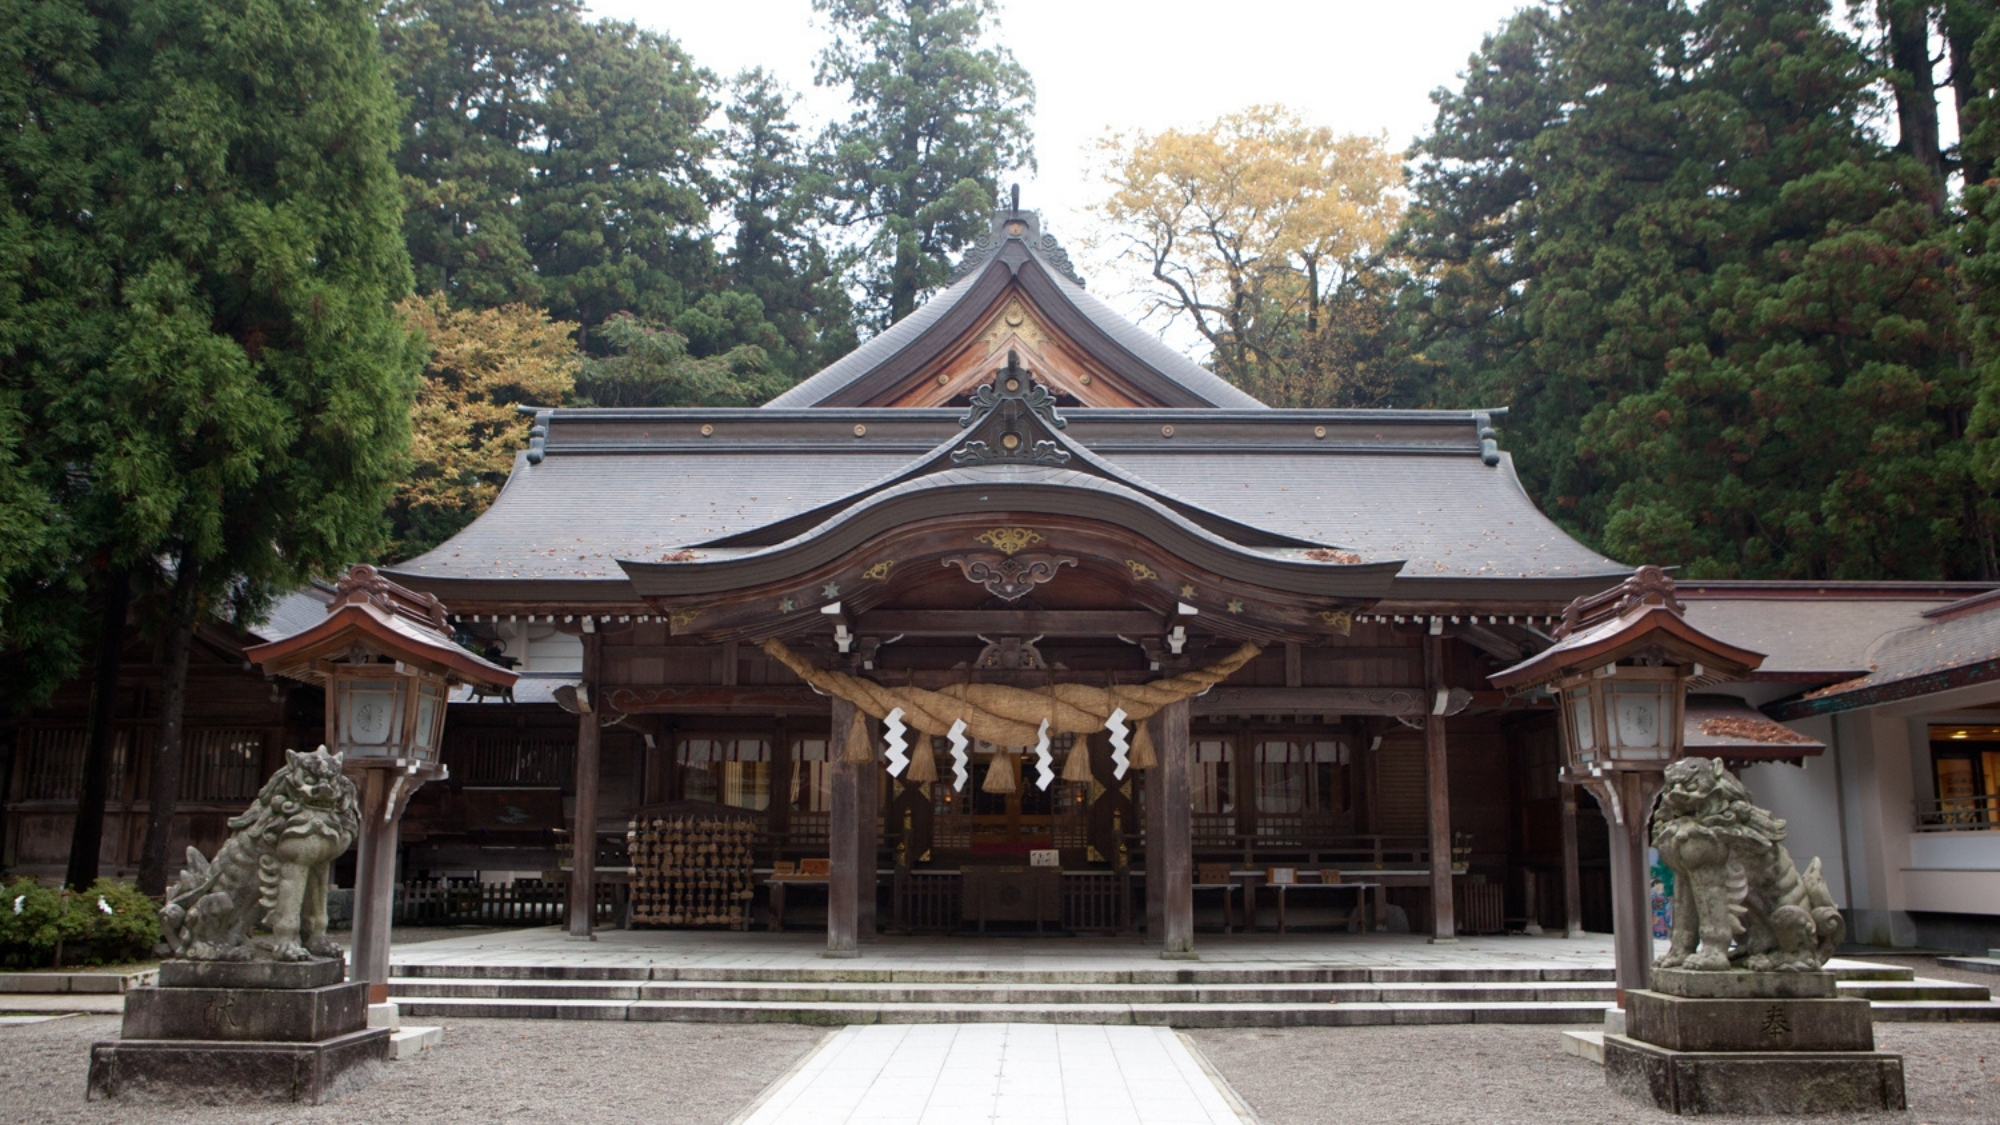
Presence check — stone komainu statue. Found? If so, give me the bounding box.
[159,747,360,962]
[1653,756,1844,972]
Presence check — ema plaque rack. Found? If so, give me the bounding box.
[626,816,755,929]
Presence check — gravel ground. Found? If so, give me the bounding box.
[0,1016,824,1125]
[1190,1022,2000,1125]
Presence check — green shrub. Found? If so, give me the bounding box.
[0,878,161,968]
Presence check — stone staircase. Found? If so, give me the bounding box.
[1939,948,2000,977]
[385,960,2000,1027]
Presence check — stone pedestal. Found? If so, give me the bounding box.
[87,959,388,1105]
[1603,970,1905,1115]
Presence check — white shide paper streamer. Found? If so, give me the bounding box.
[882,707,909,777]
[948,718,971,791]
[1107,707,1131,779]
[1033,718,1054,791]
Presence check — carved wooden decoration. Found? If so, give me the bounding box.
[943,553,1077,601]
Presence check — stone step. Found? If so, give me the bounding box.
[1836,978,1992,1002]
[385,977,1615,1006]
[1937,955,2000,977]
[1560,1028,1606,1063]
[388,1025,441,1060]
[1825,960,1918,981]
[1866,1000,2000,1022]
[0,969,157,994]
[390,994,1617,1028]
[387,962,1613,985]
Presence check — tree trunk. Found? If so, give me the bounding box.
[1883,0,1947,195]
[1946,1,1996,185]
[65,568,131,890]
[890,229,921,324]
[137,549,201,896]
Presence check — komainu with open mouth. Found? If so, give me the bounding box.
[158,747,361,962]
[1652,756,1843,972]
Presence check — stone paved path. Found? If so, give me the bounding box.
[734,1023,1253,1125]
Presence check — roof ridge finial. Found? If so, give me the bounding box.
[951,352,1070,467]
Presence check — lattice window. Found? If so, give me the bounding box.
[19,729,86,800]
[16,727,139,801]
[180,729,266,803]
[455,734,577,787]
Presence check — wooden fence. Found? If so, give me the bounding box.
[394,878,618,926]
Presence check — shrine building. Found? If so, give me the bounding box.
[372,204,1800,950]
[14,205,1922,950]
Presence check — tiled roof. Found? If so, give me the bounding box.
[1773,595,2000,715]
[241,585,335,642]
[764,210,1266,411]
[386,408,1627,601]
[1679,595,1951,677]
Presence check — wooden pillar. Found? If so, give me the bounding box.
[348,769,398,1000]
[1425,632,1457,943]
[825,698,859,957]
[567,634,602,939]
[1561,779,1586,938]
[856,736,878,943]
[1586,770,1665,1000]
[1145,741,1166,941]
[769,720,792,843]
[1232,721,1256,858]
[1156,699,1195,959]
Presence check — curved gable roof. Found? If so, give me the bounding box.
[763,210,1267,411]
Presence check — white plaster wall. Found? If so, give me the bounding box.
[1909,833,2000,870]
[1903,869,2000,915]
[1737,712,1848,906]
[494,623,584,673]
[526,629,583,672]
[1717,675,2000,942]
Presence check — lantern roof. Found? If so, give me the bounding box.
[244,564,518,689]
[1489,566,1765,689]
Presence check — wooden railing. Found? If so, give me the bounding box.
[889,869,1134,934]
[1185,827,1430,868]
[1453,881,1506,935]
[395,878,617,926]
[1061,871,1131,933]
[896,871,962,933]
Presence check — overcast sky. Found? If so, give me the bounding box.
[585,0,1531,337]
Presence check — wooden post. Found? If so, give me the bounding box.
[567,634,602,939]
[1157,699,1195,959]
[1561,779,1586,938]
[825,698,859,957]
[1145,739,1166,942]
[1232,721,1256,858]
[856,736,878,943]
[1584,771,1664,1001]
[348,769,398,1001]
[1425,632,1457,943]
[770,720,792,843]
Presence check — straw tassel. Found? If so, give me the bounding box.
[1061,735,1093,783]
[906,736,939,784]
[982,746,1020,794]
[843,708,873,763]
[1128,724,1157,771]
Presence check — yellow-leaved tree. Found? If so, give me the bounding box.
[1090,106,1413,406]
[389,295,580,559]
